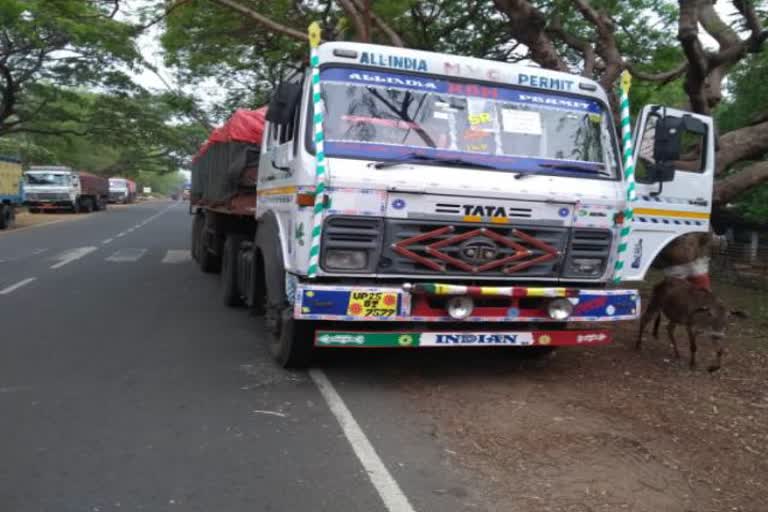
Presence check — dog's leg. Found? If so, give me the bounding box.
[666,322,680,359]
[637,297,660,351]
[707,336,724,372]
[652,312,662,339]
[687,325,697,370]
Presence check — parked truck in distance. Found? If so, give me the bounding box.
[191,42,716,369]
[109,177,137,204]
[0,156,23,229]
[24,166,109,213]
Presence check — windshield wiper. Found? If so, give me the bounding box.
[536,162,612,177]
[372,153,500,170]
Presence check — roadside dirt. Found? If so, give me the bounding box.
[8,210,84,231]
[402,284,768,512]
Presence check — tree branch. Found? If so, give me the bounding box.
[350,0,404,47]
[571,0,623,87]
[547,14,596,76]
[677,0,710,113]
[626,61,688,83]
[208,0,308,41]
[492,0,569,72]
[714,160,768,205]
[337,0,370,43]
[715,120,768,174]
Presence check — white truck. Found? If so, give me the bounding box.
[191,42,715,367]
[24,166,109,213]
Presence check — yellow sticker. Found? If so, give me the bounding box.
[539,334,552,345]
[620,70,632,95]
[347,291,398,317]
[308,22,322,48]
[588,113,602,124]
[469,112,492,125]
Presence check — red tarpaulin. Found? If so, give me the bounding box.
[193,108,266,162]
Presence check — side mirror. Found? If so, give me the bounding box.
[266,82,302,126]
[653,116,683,163]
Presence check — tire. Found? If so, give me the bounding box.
[198,213,221,274]
[85,198,94,213]
[0,205,13,230]
[93,198,101,211]
[29,208,40,214]
[191,213,204,263]
[221,234,247,307]
[256,217,313,368]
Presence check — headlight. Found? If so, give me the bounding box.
[323,249,368,270]
[568,258,603,277]
[446,296,474,320]
[547,298,573,320]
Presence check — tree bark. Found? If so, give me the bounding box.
[492,0,569,72]
[715,120,768,174]
[714,160,768,205]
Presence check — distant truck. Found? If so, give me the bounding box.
[24,166,109,213]
[0,156,23,229]
[109,177,137,204]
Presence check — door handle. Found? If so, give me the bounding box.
[690,197,709,206]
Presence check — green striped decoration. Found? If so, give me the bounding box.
[307,22,325,278]
[613,71,636,283]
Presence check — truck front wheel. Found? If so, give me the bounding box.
[221,234,246,307]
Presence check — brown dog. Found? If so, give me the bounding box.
[636,278,741,372]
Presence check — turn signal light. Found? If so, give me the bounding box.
[296,193,315,207]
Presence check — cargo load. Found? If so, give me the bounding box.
[191,108,265,213]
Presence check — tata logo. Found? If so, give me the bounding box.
[434,334,519,344]
[462,204,510,217]
[359,52,428,72]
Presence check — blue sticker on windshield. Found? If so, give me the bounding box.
[321,68,602,113]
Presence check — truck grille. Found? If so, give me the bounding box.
[381,220,568,278]
[27,192,68,201]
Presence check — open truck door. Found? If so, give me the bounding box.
[622,105,715,280]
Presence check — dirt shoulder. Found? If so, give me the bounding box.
[403,286,768,512]
[7,210,86,232]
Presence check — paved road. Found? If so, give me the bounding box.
[0,201,483,512]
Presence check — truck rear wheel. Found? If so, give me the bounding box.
[0,205,14,229]
[198,214,221,273]
[221,234,247,307]
[191,213,204,263]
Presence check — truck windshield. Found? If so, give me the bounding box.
[24,173,70,186]
[320,67,618,178]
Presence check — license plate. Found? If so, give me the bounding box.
[346,291,398,318]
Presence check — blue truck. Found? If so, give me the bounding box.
[0,156,23,229]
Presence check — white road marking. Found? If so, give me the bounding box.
[106,248,147,262]
[309,369,416,512]
[161,250,191,264]
[102,238,113,244]
[0,277,36,295]
[50,247,97,269]
[252,410,288,418]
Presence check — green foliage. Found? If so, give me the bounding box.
[0,0,141,133]
[136,170,187,195]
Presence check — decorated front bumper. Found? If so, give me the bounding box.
[293,282,639,322]
[314,329,613,348]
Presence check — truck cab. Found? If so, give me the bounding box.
[194,42,715,367]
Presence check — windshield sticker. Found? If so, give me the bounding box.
[358,52,428,72]
[588,113,603,123]
[502,109,542,135]
[321,68,601,113]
